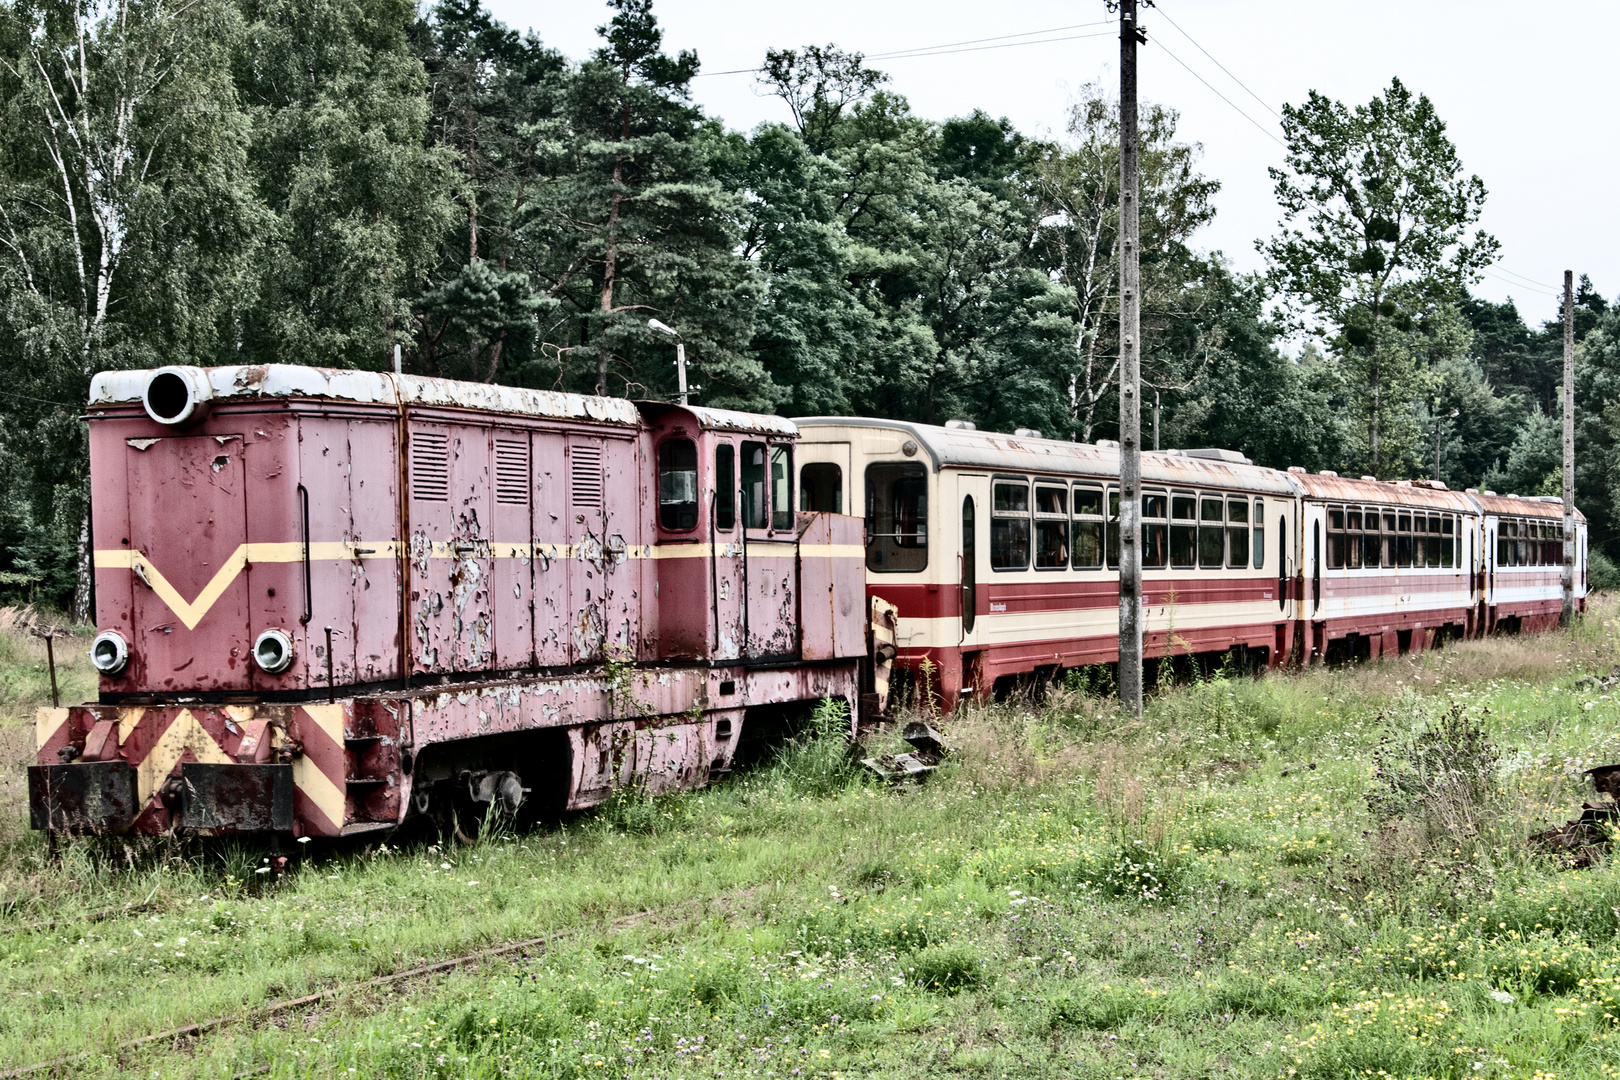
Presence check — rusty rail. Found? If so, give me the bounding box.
[1,935,550,1078]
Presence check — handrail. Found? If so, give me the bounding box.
[739,476,750,659]
[297,483,312,625]
[708,490,720,656]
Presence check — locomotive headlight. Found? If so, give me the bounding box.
[253,629,295,674]
[142,365,213,427]
[89,631,129,676]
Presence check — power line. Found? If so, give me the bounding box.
[866,20,1113,60]
[5,392,78,408]
[1152,3,1282,120]
[1481,269,1560,297]
[693,22,1116,78]
[1493,265,1561,291]
[1151,37,1285,148]
[874,30,1116,62]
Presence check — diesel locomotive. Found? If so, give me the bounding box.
[30,365,867,838]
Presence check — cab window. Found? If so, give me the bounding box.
[656,439,698,531]
[742,442,768,529]
[866,462,927,572]
[771,445,793,531]
[714,443,735,531]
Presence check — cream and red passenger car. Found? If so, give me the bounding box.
[795,418,1589,710]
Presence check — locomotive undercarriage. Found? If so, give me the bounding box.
[30,661,858,839]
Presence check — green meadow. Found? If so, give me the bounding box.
[4,604,1620,1078]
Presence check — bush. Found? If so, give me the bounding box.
[1365,703,1503,880]
[1590,550,1620,592]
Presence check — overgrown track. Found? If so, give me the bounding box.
[0,934,551,1078]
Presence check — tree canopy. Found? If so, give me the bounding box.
[0,0,1608,613]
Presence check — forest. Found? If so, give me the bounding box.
[1,0,1615,614]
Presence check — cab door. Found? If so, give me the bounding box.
[709,439,745,660]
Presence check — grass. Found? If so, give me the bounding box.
[3,603,1620,1077]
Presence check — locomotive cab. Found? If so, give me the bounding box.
[637,404,866,666]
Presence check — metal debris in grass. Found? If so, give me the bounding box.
[1528,764,1620,869]
[861,721,952,783]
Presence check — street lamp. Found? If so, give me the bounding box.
[648,319,690,406]
[1435,406,1460,479]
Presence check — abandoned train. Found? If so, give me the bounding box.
[795,417,1587,712]
[29,365,1588,839]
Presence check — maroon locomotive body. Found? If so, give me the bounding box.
[31,365,866,838]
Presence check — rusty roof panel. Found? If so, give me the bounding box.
[88,364,643,426]
[1285,473,1476,512]
[793,417,1299,494]
[1472,492,1583,521]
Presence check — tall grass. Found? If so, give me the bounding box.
[2,603,1620,1076]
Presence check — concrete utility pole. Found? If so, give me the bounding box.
[1562,269,1576,627]
[1116,0,1145,716]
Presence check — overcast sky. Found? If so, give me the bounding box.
[490,0,1617,325]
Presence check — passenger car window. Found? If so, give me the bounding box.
[1143,489,1168,569]
[1363,507,1380,568]
[992,479,1031,571]
[865,463,928,572]
[1034,484,1068,570]
[1199,497,1225,568]
[1252,498,1265,569]
[1327,507,1345,570]
[1106,490,1121,569]
[1072,484,1103,569]
[1170,495,1196,569]
[800,462,843,513]
[1227,497,1249,569]
[657,439,698,531]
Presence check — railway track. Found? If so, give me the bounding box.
[2,886,741,1078]
[2,934,552,1078]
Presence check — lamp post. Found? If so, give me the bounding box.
[1434,406,1459,480]
[648,319,689,406]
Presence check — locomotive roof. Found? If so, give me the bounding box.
[88,364,644,427]
[792,417,1297,495]
[637,401,799,438]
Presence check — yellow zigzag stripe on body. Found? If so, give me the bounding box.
[93,536,846,629]
[94,543,397,630]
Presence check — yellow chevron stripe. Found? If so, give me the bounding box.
[294,704,347,833]
[35,707,68,753]
[137,709,232,805]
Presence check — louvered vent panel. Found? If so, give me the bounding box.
[570,444,603,509]
[410,431,450,502]
[495,438,530,505]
